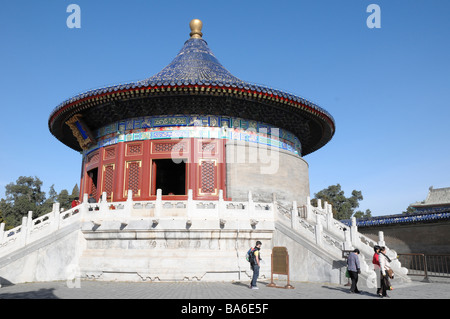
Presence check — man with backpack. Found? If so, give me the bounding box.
[248,241,262,289]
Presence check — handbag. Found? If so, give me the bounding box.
[387,268,394,279]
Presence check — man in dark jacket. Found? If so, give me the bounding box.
[347,248,361,293]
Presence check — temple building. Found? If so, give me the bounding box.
[411,186,450,213]
[48,19,335,206]
[4,20,411,286]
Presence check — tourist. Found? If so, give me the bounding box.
[372,245,381,296]
[71,197,81,208]
[347,248,361,294]
[379,246,392,298]
[249,241,262,290]
[88,194,96,203]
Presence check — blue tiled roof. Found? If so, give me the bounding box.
[50,37,334,127]
[340,207,450,227]
[140,38,246,86]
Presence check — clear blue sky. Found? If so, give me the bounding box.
[0,1,449,216]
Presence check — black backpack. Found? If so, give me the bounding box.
[246,247,261,264]
[246,247,256,264]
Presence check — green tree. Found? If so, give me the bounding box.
[41,184,58,214]
[312,184,369,220]
[0,206,4,224]
[57,189,71,210]
[47,184,57,202]
[71,184,79,198]
[0,176,47,228]
[0,178,81,228]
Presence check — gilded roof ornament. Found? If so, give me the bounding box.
[189,19,203,38]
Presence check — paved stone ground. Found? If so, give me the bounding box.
[0,278,448,299]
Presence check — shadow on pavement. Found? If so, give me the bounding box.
[0,288,59,299]
[321,284,380,298]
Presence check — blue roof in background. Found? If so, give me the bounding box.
[341,206,450,227]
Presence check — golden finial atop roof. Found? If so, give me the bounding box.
[189,19,203,39]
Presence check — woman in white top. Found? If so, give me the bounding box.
[378,246,392,297]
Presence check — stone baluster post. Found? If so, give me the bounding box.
[325,202,333,230]
[155,189,162,218]
[99,192,108,212]
[20,212,33,247]
[248,191,255,218]
[20,215,27,247]
[218,189,225,220]
[291,201,298,230]
[248,191,259,228]
[350,217,358,247]
[187,189,194,220]
[26,211,33,245]
[343,227,353,250]
[378,231,385,247]
[124,190,133,217]
[79,193,89,221]
[52,202,61,231]
[305,196,311,222]
[315,213,323,247]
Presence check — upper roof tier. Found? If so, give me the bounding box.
[49,19,335,155]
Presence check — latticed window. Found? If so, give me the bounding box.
[89,176,97,198]
[127,143,142,155]
[104,147,116,160]
[154,142,186,153]
[201,142,216,153]
[103,164,114,200]
[200,160,216,194]
[125,161,141,197]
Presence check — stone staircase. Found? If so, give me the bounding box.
[273,198,410,286]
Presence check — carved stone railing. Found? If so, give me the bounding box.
[273,197,410,285]
[0,189,274,258]
[0,203,82,257]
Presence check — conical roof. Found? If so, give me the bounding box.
[49,19,335,155]
[140,37,246,86]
